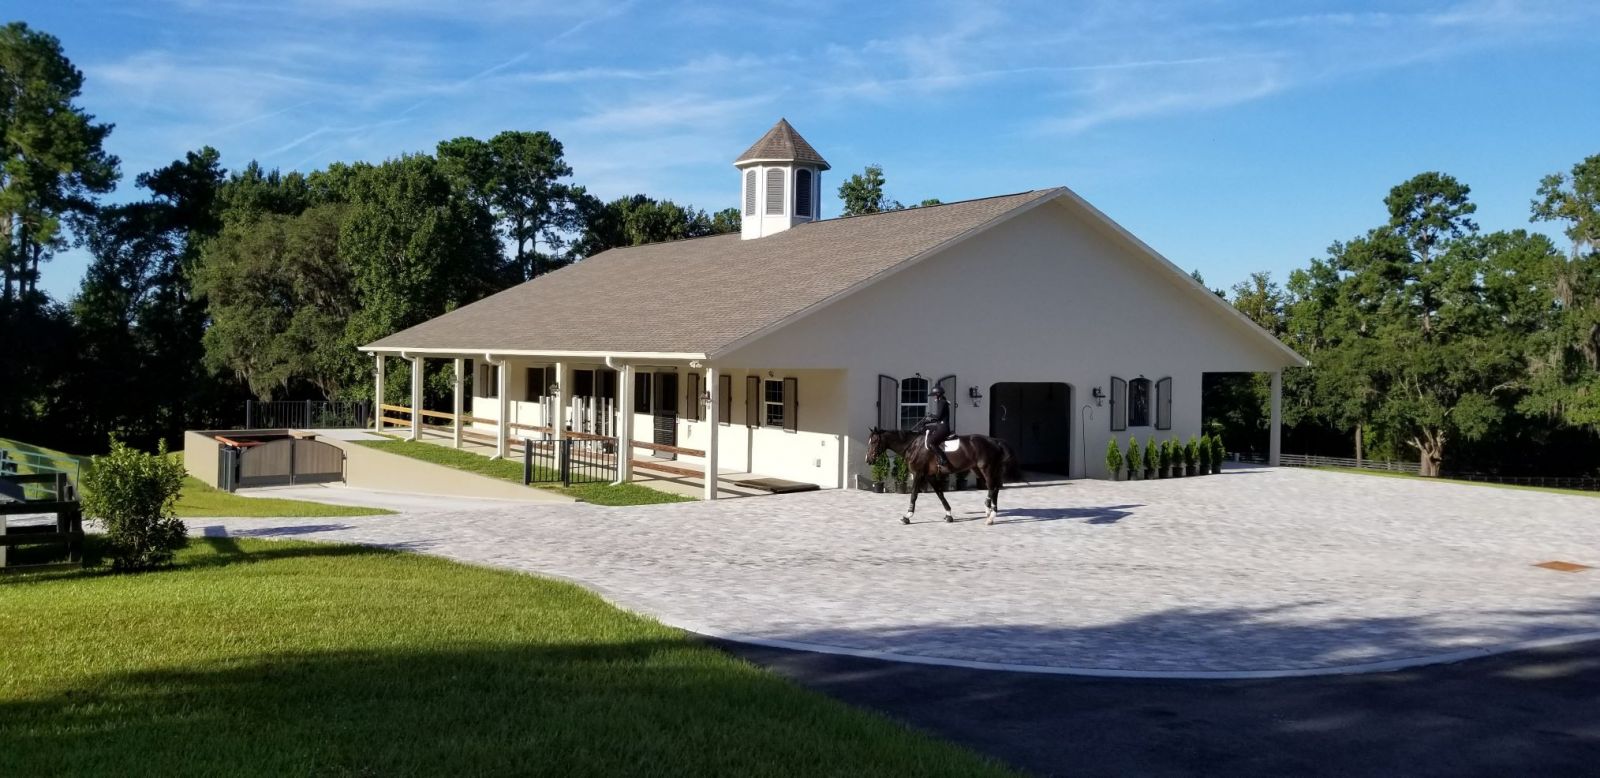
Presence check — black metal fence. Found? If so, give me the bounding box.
[245,400,371,429]
[524,436,618,487]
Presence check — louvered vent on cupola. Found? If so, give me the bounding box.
[796,169,813,217]
[765,168,785,215]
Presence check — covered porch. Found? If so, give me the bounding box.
[365,349,847,499]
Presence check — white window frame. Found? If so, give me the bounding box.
[764,379,786,426]
[898,376,929,431]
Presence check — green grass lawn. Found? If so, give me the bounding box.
[0,537,1008,777]
[172,475,393,517]
[359,438,691,506]
[1310,466,1600,499]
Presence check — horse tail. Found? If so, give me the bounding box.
[997,438,1026,483]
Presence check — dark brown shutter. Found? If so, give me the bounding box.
[718,374,732,424]
[795,169,812,217]
[1110,377,1126,431]
[1156,377,1173,430]
[877,375,898,430]
[936,374,957,431]
[685,372,702,421]
[745,375,760,428]
[783,377,798,432]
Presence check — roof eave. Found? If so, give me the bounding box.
[733,157,832,171]
[360,346,709,361]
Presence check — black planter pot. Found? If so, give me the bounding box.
[1212,463,1222,475]
[872,481,885,493]
[1112,470,1124,482]
[1144,468,1154,480]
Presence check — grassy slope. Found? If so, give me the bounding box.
[1310,466,1600,499]
[0,538,1009,777]
[358,438,691,506]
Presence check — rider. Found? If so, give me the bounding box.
[912,385,955,471]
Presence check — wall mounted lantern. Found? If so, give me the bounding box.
[1091,386,1105,406]
[967,386,983,407]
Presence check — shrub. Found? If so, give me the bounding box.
[81,439,188,571]
[1185,436,1199,467]
[1213,435,1227,465]
[1126,437,1140,473]
[1197,434,1212,470]
[1166,439,1181,470]
[869,453,890,484]
[890,452,908,486]
[1105,438,1123,476]
[1144,436,1157,473]
[1156,439,1171,470]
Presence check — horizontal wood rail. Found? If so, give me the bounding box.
[630,459,704,479]
[564,430,615,442]
[416,408,457,421]
[380,416,413,427]
[379,403,412,414]
[628,440,705,458]
[507,421,553,434]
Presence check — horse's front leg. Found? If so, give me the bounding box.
[902,472,921,524]
[930,476,954,523]
[985,474,1000,526]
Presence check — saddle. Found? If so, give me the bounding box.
[940,437,962,453]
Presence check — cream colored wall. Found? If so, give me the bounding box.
[671,368,846,488]
[722,199,1297,482]
[183,430,222,488]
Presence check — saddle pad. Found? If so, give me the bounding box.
[942,439,962,452]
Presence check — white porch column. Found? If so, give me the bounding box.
[1269,370,1283,467]
[407,354,423,442]
[452,358,464,449]
[373,354,385,431]
[704,365,720,500]
[553,361,567,443]
[496,358,510,459]
[614,363,634,485]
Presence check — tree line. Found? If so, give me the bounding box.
[0,22,740,452]
[1205,162,1600,477]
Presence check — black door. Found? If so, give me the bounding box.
[653,372,678,459]
[989,382,1072,476]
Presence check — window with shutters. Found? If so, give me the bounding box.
[764,379,786,426]
[898,376,929,430]
[1109,377,1126,431]
[524,366,547,402]
[765,168,785,215]
[744,169,756,215]
[1128,377,1152,427]
[479,364,499,399]
[1155,377,1173,430]
[795,169,813,217]
[685,372,703,421]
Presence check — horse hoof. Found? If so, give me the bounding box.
[901,516,911,525]
[944,514,955,523]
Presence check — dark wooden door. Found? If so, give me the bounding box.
[989,382,1071,476]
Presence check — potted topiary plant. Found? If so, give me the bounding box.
[1167,439,1182,477]
[1106,438,1124,481]
[1125,437,1141,481]
[1196,434,1210,475]
[869,453,890,493]
[1212,435,1226,474]
[1144,436,1157,480]
[1183,437,1197,476]
[1156,439,1170,478]
[891,453,909,493]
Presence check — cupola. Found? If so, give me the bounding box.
[733,118,829,239]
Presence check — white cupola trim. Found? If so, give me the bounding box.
[733,118,829,240]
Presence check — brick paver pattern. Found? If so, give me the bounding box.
[190,468,1600,673]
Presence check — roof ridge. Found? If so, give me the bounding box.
[804,188,1056,226]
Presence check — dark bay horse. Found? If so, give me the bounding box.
[866,427,1023,525]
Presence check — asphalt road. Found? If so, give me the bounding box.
[716,639,1600,777]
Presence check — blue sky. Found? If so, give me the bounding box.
[18,0,1600,300]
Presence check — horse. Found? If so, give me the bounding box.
[866,427,1024,525]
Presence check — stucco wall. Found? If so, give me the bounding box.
[183,430,223,488]
[721,199,1296,482]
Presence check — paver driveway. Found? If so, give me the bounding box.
[190,468,1600,676]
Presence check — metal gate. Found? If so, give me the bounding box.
[225,438,346,490]
[524,437,617,487]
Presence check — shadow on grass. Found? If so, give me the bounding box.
[1,534,397,587]
[0,637,998,776]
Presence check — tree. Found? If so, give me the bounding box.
[838,164,897,215]
[1527,154,1600,427]
[1230,272,1285,334]
[573,194,738,256]
[437,131,584,280]
[0,21,119,304]
[198,204,354,400]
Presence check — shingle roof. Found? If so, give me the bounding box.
[364,189,1062,357]
[733,118,831,170]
